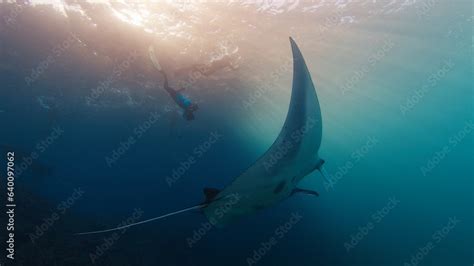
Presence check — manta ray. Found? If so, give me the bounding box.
[77,37,327,235]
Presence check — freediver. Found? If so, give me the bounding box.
[149,46,199,120]
[160,69,199,120]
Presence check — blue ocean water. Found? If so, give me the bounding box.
[0,1,472,266]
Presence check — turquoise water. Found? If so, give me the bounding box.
[0,1,472,265]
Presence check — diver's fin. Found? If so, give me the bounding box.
[203,188,221,203]
[148,46,162,71]
[75,204,206,236]
[291,188,319,197]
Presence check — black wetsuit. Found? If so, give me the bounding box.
[160,71,198,120]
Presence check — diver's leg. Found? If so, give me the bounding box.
[160,70,169,88]
[159,70,175,95]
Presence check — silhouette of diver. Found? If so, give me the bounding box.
[149,46,198,120]
[159,70,199,120]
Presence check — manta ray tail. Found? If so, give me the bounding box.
[75,204,207,236]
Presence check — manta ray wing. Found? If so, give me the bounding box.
[203,37,324,227]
